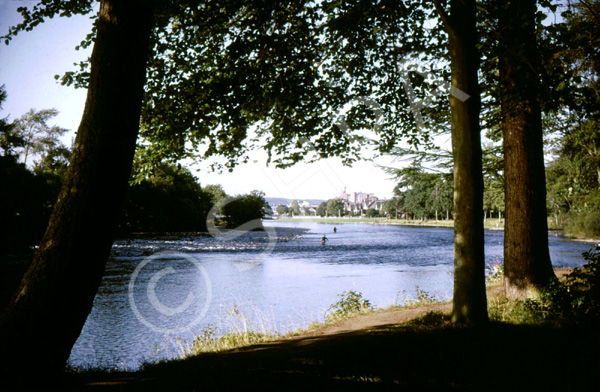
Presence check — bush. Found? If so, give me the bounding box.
[0,156,62,250]
[120,164,212,233]
[564,211,600,239]
[220,191,267,228]
[584,213,600,238]
[364,208,380,218]
[326,290,373,322]
[524,246,600,325]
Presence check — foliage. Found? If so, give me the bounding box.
[263,202,273,216]
[564,211,600,239]
[10,108,70,167]
[381,197,401,218]
[220,190,267,229]
[487,295,542,325]
[203,184,228,206]
[364,208,380,218]
[276,204,289,217]
[289,200,301,216]
[542,1,600,238]
[316,202,327,217]
[404,311,451,330]
[392,166,453,220]
[191,325,274,354]
[0,94,67,250]
[120,164,212,233]
[7,1,452,173]
[399,287,443,307]
[485,262,504,287]
[0,86,21,157]
[0,155,62,250]
[189,306,277,354]
[326,290,373,322]
[326,198,345,218]
[524,246,600,325]
[483,176,504,219]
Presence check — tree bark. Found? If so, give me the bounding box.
[435,0,488,325]
[497,0,555,300]
[0,0,153,377]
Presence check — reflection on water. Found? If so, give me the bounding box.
[68,221,593,370]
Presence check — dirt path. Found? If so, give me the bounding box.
[294,302,452,337]
[282,269,571,340]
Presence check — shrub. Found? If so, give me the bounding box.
[397,287,443,307]
[326,290,373,322]
[584,213,600,238]
[564,211,600,239]
[405,311,451,329]
[364,208,380,218]
[524,246,600,325]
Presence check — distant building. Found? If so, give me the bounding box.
[340,187,385,215]
[271,200,319,217]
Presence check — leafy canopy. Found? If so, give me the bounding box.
[3,0,450,173]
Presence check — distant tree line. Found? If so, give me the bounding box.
[0,100,70,251]
[0,95,268,251]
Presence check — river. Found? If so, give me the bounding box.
[68,221,594,370]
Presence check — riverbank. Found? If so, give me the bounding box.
[277,217,600,242]
[38,267,597,391]
[276,216,504,230]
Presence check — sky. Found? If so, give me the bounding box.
[0,1,417,201]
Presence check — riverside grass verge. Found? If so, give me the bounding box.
[166,258,588,360]
[160,288,451,360]
[165,263,515,360]
[46,259,600,390]
[276,216,506,230]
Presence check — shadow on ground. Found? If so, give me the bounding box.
[51,316,599,391]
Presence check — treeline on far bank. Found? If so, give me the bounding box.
[121,163,269,234]
[0,155,268,252]
[0,100,269,253]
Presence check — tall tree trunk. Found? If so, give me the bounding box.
[0,0,153,377]
[435,0,488,325]
[497,0,555,300]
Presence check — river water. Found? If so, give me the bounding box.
[68,221,594,370]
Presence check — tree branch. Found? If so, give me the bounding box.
[432,0,455,36]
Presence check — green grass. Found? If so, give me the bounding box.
[65,301,598,391]
[23,275,600,390]
[276,216,506,230]
[174,288,450,359]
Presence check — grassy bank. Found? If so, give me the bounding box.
[276,216,505,230]
[56,260,599,391]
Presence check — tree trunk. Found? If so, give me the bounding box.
[435,0,488,325]
[497,0,555,300]
[0,0,153,377]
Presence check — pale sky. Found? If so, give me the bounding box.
[0,1,417,201]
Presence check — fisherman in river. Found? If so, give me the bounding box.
[333,227,337,233]
[322,234,328,245]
